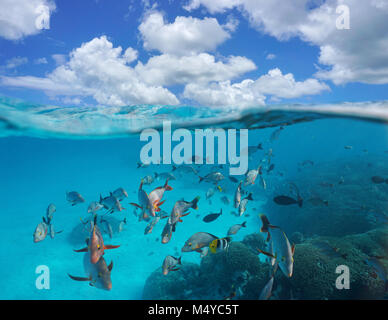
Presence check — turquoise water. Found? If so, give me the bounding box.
[0,96,387,299]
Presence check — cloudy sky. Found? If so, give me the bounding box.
[0,0,388,108]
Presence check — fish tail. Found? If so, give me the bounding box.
[164,179,173,191]
[246,193,253,201]
[154,172,158,178]
[191,196,200,210]
[241,221,247,228]
[172,165,177,171]
[198,176,204,183]
[178,256,182,265]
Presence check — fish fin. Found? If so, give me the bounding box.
[68,274,92,282]
[73,247,88,253]
[195,248,203,253]
[181,212,190,217]
[269,224,280,229]
[56,230,64,234]
[157,200,166,207]
[256,248,276,259]
[191,196,200,210]
[129,203,142,209]
[164,179,173,191]
[104,244,120,250]
[108,261,113,272]
[291,244,296,256]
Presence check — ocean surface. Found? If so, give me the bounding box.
[0,95,387,300]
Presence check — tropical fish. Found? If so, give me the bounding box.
[267,164,275,173]
[198,172,225,184]
[273,195,302,207]
[161,222,173,244]
[87,201,103,214]
[206,188,215,200]
[209,237,231,254]
[227,221,247,236]
[162,256,182,275]
[172,164,198,175]
[181,232,218,253]
[137,162,149,168]
[258,264,278,300]
[244,165,261,186]
[259,175,267,190]
[33,219,48,243]
[100,193,125,214]
[221,196,230,205]
[129,180,155,220]
[142,175,154,185]
[118,218,127,233]
[66,191,85,206]
[148,179,173,214]
[371,176,387,184]
[234,182,242,209]
[112,187,128,201]
[239,193,253,216]
[144,216,160,235]
[168,197,199,230]
[203,209,222,223]
[258,215,294,278]
[200,247,209,258]
[154,171,176,181]
[102,219,113,239]
[270,126,284,142]
[46,203,56,221]
[311,241,347,259]
[74,216,120,264]
[68,253,113,290]
[49,224,63,239]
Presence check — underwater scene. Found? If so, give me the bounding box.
[0,96,387,300]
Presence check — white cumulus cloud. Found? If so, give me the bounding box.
[0,0,55,40]
[183,68,329,108]
[135,53,256,86]
[1,36,179,106]
[138,11,231,55]
[184,0,388,85]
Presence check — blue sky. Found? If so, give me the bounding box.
[0,0,388,108]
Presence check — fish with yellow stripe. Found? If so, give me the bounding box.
[209,236,232,254]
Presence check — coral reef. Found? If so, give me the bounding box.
[142,227,388,300]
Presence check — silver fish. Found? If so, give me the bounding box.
[162,256,181,275]
[33,220,48,243]
[234,182,242,209]
[112,187,128,201]
[227,221,247,235]
[66,191,85,206]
